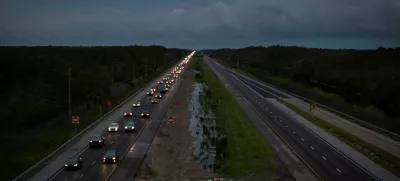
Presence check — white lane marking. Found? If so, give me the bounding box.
[336,168,342,173]
[301,138,304,141]
[48,167,64,181]
[280,120,282,122]
[293,131,296,134]
[266,108,268,110]
[274,116,277,118]
[92,161,96,165]
[79,174,84,178]
[286,125,289,128]
[311,146,315,150]
[270,112,272,114]
[117,134,120,136]
[111,142,114,144]
[322,156,327,161]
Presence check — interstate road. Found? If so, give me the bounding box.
[24,53,194,181]
[204,56,378,181]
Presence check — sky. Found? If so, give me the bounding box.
[1,0,400,49]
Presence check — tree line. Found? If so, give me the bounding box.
[204,46,400,133]
[0,46,189,131]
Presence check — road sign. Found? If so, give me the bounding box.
[311,103,317,110]
[72,116,80,124]
[167,117,175,124]
[214,178,223,181]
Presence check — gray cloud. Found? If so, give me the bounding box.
[0,0,399,49]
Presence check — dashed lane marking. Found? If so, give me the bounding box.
[293,131,296,134]
[322,156,327,161]
[92,161,96,165]
[79,174,84,178]
[336,168,342,173]
[301,138,304,141]
[311,146,315,150]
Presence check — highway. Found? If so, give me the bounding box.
[42,52,195,181]
[50,89,159,181]
[205,57,378,181]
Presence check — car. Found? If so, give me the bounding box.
[151,88,156,92]
[64,157,82,170]
[165,84,170,88]
[155,93,162,99]
[147,91,154,96]
[89,135,105,147]
[103,150,119,163]
[124,122,136,132]
[140,109,150,118]
[162,77,169,81]
[151,99,158,103]
[132,102,140,107]
[108,123,119,132]
[124,112,133,117]
[158,81,163,84]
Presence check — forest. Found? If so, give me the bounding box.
[0,46,189,180]
[204,46,400,133]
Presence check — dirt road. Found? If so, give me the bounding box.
[136,66,212,181]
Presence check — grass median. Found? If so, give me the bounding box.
[7,63,177,181]
[195,56,279,180]
[277,98,400,177]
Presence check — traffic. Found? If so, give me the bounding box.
[53,51,195,181]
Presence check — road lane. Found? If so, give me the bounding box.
[108,60,185,181]
[205,58,377,181]
[50,85,160,181]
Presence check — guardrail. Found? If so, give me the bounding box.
[224,66,400,143]
[12,61,182,181]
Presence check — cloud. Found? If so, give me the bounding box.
[0,0,399,49]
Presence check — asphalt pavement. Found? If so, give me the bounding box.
[49,91,161,181]
[108,63,185,181]
[205,57,378,181]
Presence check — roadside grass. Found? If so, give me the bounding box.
[195,57,279,179]
[277,98,400,177]
[6,63,176,181]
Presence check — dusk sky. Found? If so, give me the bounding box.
[1,0,399,49]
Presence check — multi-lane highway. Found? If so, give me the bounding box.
[204,56,378,181]
[49,94,157,181]
[20,51,196,181]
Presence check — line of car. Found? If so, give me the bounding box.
[62,56,190,171]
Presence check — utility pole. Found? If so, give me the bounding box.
[145,58,148,76]
[132,59,135,83]
[68,67,72,122]
[153,58,156,72]
[111,61,116,85]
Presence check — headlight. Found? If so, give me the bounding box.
[103,157,106,160]
[132,127,135,129]
[65,164,68,167]
[108,128,111,131]
[89,140,92,142]
[99,140,103,142]
[112,157,116,160]
[141,113,144,116]
[147,114,149,116]
[125,126,128,129]
[74,164,78,166]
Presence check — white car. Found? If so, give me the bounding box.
[132,102,140,107]
[108,123,119,132]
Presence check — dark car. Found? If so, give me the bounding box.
[103,150,119,163]
[158,81,163,84]
[165,84,170,88]
[151,99,158,103]
[124,112,133,117]
[155,93,162,99]
[124,122,136,132]
[89,135,105,147]
[147,91,154,96]
[140,109,150,118]
[64,157,82,170]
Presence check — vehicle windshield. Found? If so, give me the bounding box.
[126,122,135,126]
[105,151,116,157]
[66,158,78,164]
[110,123,118,126]
[90,136,101,140]
[141,110,149,113]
